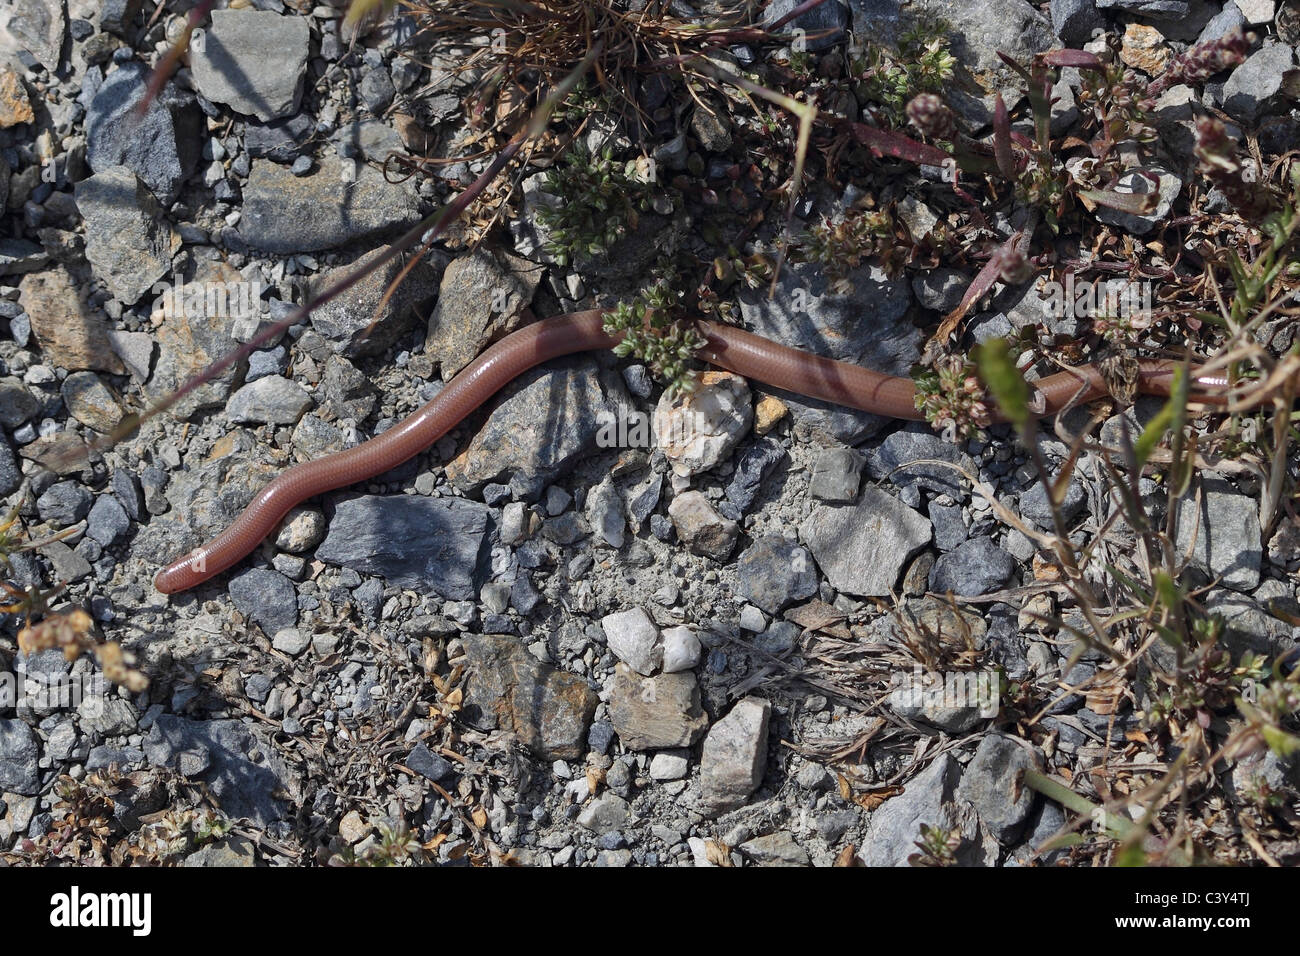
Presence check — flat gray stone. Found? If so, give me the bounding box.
[190,10,310,120]
[315,495,491,600]
[237,159,421,254]
[800,487,932,597]
[699,696,771,814]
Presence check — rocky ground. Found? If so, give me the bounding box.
[0,0,1297,867]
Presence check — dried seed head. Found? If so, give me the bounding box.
[906,93,956,140]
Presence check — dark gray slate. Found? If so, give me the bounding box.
[315,495,492,599]
[86,62,203,205]
[144,716,293,826]
[929,536,1016,596]
[228,567,298,634]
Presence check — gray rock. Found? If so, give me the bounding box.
[107,330,155,382]
[928,500,967,551]
[424,248,541,378]
[75,166,180,305]
[763,0,848,51]
[800,487,932,597]
[724,438,787,514]
[859,754,969,866]
[667,490,738,560]
[888,663,995,733]
[929,537,1016,596]
[144,716,294,825]
[37,481,93,525]
[0,719,39,795]
[225,375,313,425]
[699,696,771,814]
[1019,476,1086,529]
[846,0,903,46]
[608,664,709,750]
[80,696,138,737]
[1222,43,1298,123]
[245,113,314,161]
[0,437,19,497]
[586,476,625,548]
[445,358,625,501]
[238,160,421,253]
[228,567,298,634]
[86,62,202,205]
[954,734,1043,843]
[100,0,143,35]
[911,268,970,314]
[405,741,454,782]
[740,831,811,866]
[360,68,396,114]
[734,535,819,614]
[600,607,662,676]
[1096,0,1188,13]
[0,376,39,428]
[315,495,491,599]
[1050,0,1103,45]
[87,494,130,546]
[1172,474,1261,591]
[190,10,311,120]
[4,0,65,71]
[312,247,442,359]
[808,447,863,503]
[577,792,630,833]
[460,633,598,759]
[906,0,1055,75]
[61,371,125,434]
[1096,167,1183,236]
[1198,1,1247,44]
[865,431,976,500]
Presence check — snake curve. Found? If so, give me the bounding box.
[154,309,1230,593]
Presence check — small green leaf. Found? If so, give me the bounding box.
[973,338,1030,433]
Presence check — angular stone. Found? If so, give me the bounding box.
[608,664,709,750]
[311,246,442,359]
[800,487,932,597]
[424,248,544,378]
[86,62,203,205]
[190,10,311,121]
[76,166,181,305]
[600,607,662,676]
[315,495,491,600]
[1173,474,1261,591]
[18,266,126,374]
[460,634,598,759]
[238,160,421,254]
[733,535,819,614]
[699,697,770,814]
[445,357,624,501]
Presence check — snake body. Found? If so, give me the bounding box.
[154,310,1228,593]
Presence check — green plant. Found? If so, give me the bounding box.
[536,143,659,265]
[604,280,707,398]
[907,822,962,866]
[796,204,899,294]
[852,23,956,128]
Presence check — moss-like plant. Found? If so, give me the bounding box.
[604,280,707,398]
[536,142,658,266]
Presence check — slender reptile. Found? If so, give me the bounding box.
[154,309,1231,594]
